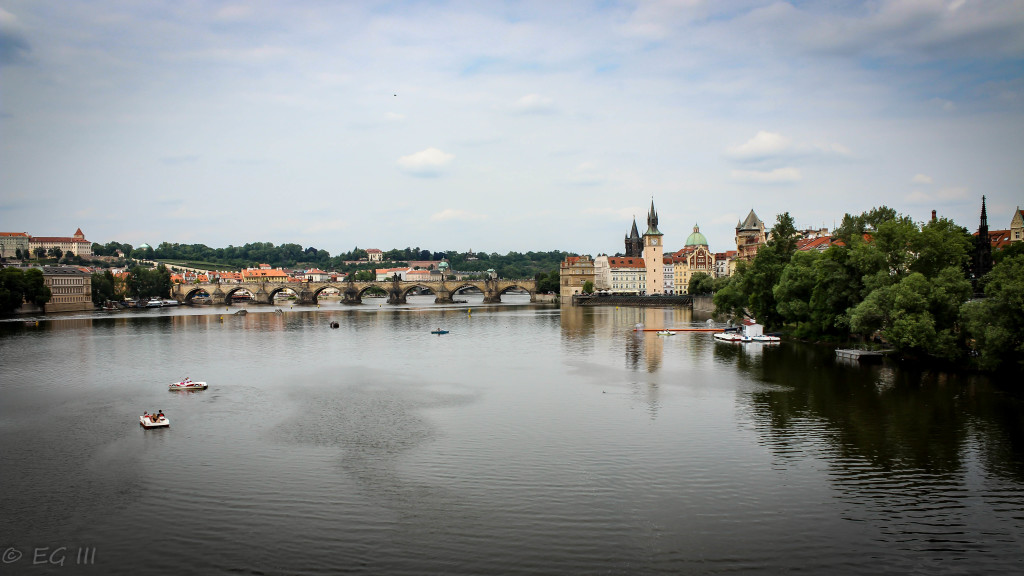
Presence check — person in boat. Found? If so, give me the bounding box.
[157,410,164,421]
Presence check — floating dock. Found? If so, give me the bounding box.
[835,349,885,362]
[633,328,726,333]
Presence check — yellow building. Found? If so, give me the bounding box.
[559,255,596,300]
[670,225,715,294]
[41,266,93,312]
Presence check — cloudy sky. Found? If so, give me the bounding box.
[2,1,1022,256]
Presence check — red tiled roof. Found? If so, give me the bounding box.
[608,257,645,268]
[976,229,1013,250]
[30,236,90,243]
[796,237,833,251]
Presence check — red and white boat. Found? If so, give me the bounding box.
[169,378,207,391]
[140,412,169,429]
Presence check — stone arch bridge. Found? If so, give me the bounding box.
[170,277,539,306]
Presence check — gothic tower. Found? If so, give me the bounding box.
[624,218,643,257]
[972,195,993,282]
[642,200,664,295]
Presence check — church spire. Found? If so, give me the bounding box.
[645,199,661,235]
[973,195,993,283]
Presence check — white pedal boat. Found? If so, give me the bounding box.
[140,413,169,429]
[169,379,207,391]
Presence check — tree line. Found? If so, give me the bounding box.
[91,240,569,280]
[712,207,1024,372]
[0,268,52,314]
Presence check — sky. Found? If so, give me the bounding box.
[2,0,1023,257]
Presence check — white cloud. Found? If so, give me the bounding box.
[513,94,555,114]
[385,112,405,121]
[727,131,852,162]
[430,209,487,222]
[912,173,933,184]
[726,131,792,160]
[731,167,802,183]
[397,147,454,176]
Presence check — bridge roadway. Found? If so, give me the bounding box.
[170,277,539,306]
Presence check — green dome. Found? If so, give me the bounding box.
[685,225,708,247]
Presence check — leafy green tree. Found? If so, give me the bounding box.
[911,217,972,278]
[535,269,559,293]
[91,270,117,306]
[353,270,375,281]
[806,246,862,337]
[582,280,595,294]
[849,268,970,360]
[126,265,172,298]
[688,272,715,295]
[963,255,1024,371]
[713,264,747,318]
[740,212,798,328]
[773,250,820,329]
[0,268,26,313]
[22,268,51,308]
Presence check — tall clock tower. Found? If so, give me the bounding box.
[642,200,664,295]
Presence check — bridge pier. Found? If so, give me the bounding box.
[211,285,228,306]
[434,282,454,304]
[298,285,316,305]
[386,277,407,304]
[254,283,273,305]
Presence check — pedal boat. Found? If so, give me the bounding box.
[140,413,169,429]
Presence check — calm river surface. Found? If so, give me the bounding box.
[2,296,1023,575]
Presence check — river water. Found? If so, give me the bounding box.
[2,296,1023,575]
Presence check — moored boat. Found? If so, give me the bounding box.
[657,330,676,336]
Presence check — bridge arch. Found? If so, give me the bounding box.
[223,286,257,304]
[268,286,300,301]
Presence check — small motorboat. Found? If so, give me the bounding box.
[140,412,169,429]
[169,378,207,391]
[656,330,676,336]
[430,329,449,335]
[713,332,744,343]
